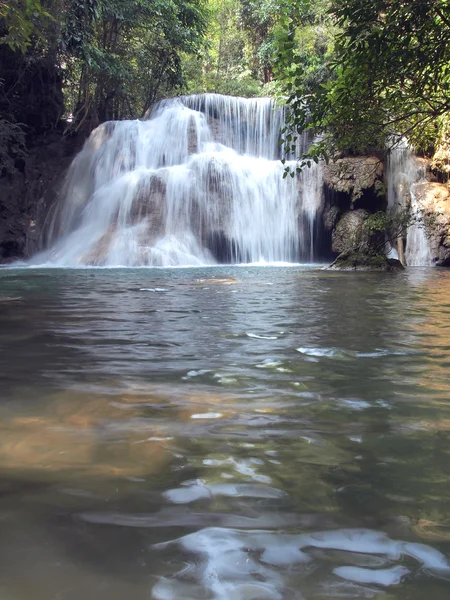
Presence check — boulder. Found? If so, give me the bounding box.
[327,251,404,271]
[332,209,370,254]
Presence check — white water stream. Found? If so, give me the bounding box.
[387,141,432,266]
[34,94,324,267]
[29,94,434,268]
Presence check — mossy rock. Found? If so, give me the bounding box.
[326,250,404,271]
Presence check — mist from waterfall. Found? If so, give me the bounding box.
[34,94,324,267]
[387,141,432,266]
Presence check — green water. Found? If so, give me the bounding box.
[1,266,450,599]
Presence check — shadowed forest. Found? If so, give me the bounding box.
[1,0,450,174]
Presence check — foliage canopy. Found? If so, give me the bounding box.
[2,0,450,172]
[277,0,450,164]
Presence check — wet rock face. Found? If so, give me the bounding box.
[0,42,74,262]
[79,227,116,266]
[0,131,84,262]
[129,175,167,234]
[323,156,385,211]
[332,209,370,254]
[413,181,450,266]
[187,117,198,155]
[323,205,340,231]
[202,230,236,262]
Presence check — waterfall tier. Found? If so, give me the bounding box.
[34,94,324,267]
[387,141,432,266]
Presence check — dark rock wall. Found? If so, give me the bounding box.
[0,130,84,262]
[0,41,85,263]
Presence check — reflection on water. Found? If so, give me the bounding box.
[1,266,450,599]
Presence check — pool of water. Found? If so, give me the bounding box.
[1,265,450,599]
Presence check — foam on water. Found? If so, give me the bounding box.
[191,412,223,419]
[340,399,372,411]
[152,527,450,599]
[297,346,413,359]
[203,457,272,484]
[296,347,344,358]
[255,359,283,369]
[163,481,286,504]
[246,333,278,340]
[333,565,410,585]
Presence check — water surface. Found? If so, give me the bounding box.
[1,266,450,599]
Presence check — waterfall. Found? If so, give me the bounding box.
[405,186,433,266]
[32,94,324,267]
[387,141,432,266]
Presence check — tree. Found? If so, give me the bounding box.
[237,0,278,83]
[0,0,52,52]
[182,0,300,97]
[0,0,209,176]
[61,0,207,127]
[277,0,450,165]
[182,0,269,97]
[0,0,64,153]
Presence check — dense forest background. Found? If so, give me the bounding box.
[1,0,449,177]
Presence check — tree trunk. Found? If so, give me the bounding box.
[397,237,405,266]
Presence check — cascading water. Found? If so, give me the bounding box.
[387,141,432,266]
[32,94,324,267]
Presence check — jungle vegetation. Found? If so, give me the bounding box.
[1,0,450,174]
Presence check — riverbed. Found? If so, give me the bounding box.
[1,265,450,599]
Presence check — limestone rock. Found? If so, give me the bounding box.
[129,175,167,235]
[188,117,198,154]
[323,205,340,231]
[323,156,385,210]
[79,227,116,265]
[413,181,450,266]
[431,130,450,178]
[332,209,370,254]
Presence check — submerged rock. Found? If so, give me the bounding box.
[326,250,404,271]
